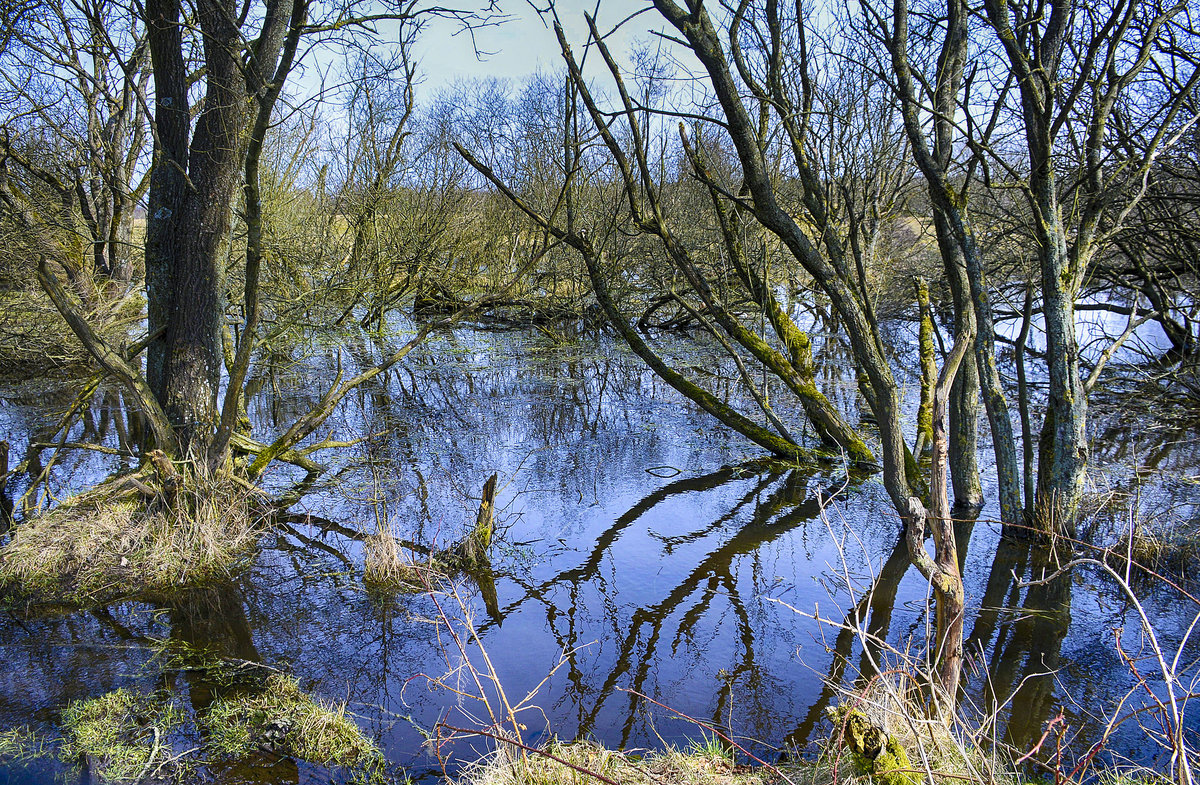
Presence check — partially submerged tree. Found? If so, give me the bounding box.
[460,19,887,466]
[0,2,521,596]
[638,0,975,712]
[980,0,1198,531]
[457,0,1199,711]
[877,0,1200,537]
[458,1,975,709]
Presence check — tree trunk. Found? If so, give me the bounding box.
[918,314,972,714]
[961,235,1025,530]
[933,216,983,509]
[145,0,249,458]
[888,0,1018,524]
[1035,225,1088,535]
[949,360,981,507]
[144,0,190,434]
[978,0,1091,540]
[915,277,936,457]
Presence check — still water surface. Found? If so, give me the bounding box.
[1,324,1197,783]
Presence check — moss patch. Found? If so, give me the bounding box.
[824,690,1026,785]
[831,708,919,785]
[202,674,382,770]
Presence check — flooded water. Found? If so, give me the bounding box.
[1,323,1198,783]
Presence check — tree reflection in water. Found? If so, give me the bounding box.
[1,326,1194,781]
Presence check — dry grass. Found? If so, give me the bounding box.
[1112,520,1200,581]
[455,740,811,785]
[816,681,1020,785]
[362,522,436,595]
[0,468,263,605]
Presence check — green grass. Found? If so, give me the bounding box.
[0,724,47,764]
[60,688,184,783]
[46,666,393,784]
[685,730,736,763]
[202,673,383,771]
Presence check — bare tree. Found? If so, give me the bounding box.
[0,0,151,300]
[976,0,1200,530]
[1094,103,1200,365]
[874,0,1200,538]
[458,1,980,709]
[3,0,498,480]
[873,0,1027,531]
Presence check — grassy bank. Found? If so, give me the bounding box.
[0,468,262,606]
[0,668,1163,785]
[454,741,808,785]
[449,688,1028,785]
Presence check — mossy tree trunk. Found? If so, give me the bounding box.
[914,277,936,457]
[908,306,972,713]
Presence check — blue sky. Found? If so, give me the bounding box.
[412,0,654,97]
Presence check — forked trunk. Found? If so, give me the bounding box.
[144,0,250,461]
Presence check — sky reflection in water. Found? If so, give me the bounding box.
[1,324,1197,782]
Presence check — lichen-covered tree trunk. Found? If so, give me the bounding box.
[740,248,874,464]
[914,312,972,713]
[1035,222,1088,534]
[962,243,1026,530]
[688,156,874,465]
[932,215,984,510]
[144,0,303,464]
[578,244,808,461]
[978,0,1090,536]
